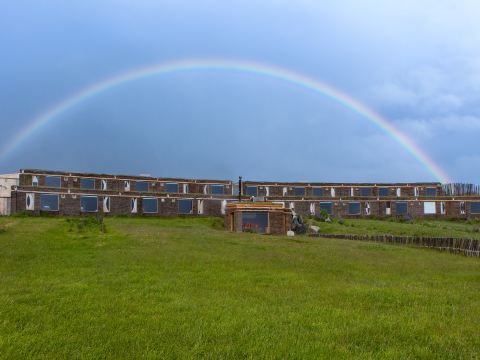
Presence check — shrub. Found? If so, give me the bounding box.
[209,217,225,230]
[66,216,107,233]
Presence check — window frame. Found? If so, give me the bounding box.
[142,197,158,214]
[245,186,258,197]
[293,187,305,197]
[312,187,323,197]
[80,195,98,213]
[319,202,333,214]
[134,181,150,192]
[164,183,179,193]
[210,184,224,195]
[40,193,59,212]
[45,175,61,188]
[423,201,436,214]
[80,178,95,189]
[395,201,408,215]
[360,187,372,197]
[178,199,193,214]
[348,202,361,215]
[471,202,480,214]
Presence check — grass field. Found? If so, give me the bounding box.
[0,216,479,359]
[308,216,480,239]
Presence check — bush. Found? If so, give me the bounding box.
[209,217,225,230]
[66,216,106,233]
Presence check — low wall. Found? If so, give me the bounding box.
[310,233,480,257]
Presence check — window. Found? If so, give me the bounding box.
[26,193,34,210]
[424,202,436,214]
[246,186,257,197]
[131,198,138,213]
[80,178,95,189]
[40,193,59,211]
[396,202,408,215]
[396,188,401,197]
[183,184,189,193]
[294,187,305,196]
[135,181,149,192]
[471,202,480,214]
[348,202,361,215]
[32,176,39,187]
[425,187,436,197]
[143,198,158,213]
[80,196,98,212]
[124,180,130,191]
[178,199,193,214]
[165,183,179,193]
[312,188,323,197]
[360,188,372,196]
[378,188,389,197]
[386,201,391,215]
[460,201,465,215]
[210,184,224,195]
[319,202,332,214]
[45,176,61,188]
[242,211,268,233]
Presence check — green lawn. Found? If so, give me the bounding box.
[310,217,480,239]
[0,216,479,359]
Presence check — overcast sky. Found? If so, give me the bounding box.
[1,0,479,182]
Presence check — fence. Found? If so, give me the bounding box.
[309,233,480,257]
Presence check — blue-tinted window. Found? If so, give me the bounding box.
[211,185,224,195]
[143,198,158,213]
[45,176,61,188]
[319,202,332,214]
[40,194,59,211]
[246,186,257,197]
[294,187,305,196]
[312,188,323,197]
[80,196,98,212]
[348,202,361,215]
[360,188,372,196]
[178,199,193,214]
[242,211,268,233]
[135,181,149,192]
[378,188,389,197]
[80,178,95,189]
[396,202,408,215]
[165,183,179,193]
[425,187,436,196]
[470,202,480,214]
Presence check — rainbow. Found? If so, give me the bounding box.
[0,58,451,183]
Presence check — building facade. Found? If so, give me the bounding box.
[3,169,480,219]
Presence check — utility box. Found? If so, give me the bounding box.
[225,202,293,235]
